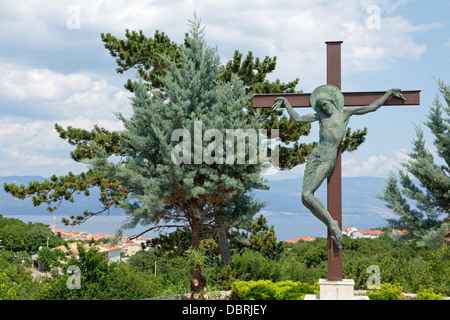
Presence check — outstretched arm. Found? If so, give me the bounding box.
[344,88,406,116]
[272,97,319,123]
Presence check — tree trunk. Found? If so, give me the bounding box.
[189,264,207,300]
[189,217,207,300]
[217,229,232,266]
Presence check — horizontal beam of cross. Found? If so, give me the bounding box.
[252,90,421,108]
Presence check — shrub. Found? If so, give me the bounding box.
[232,280,276,300]
[416,288,445,300]
[279,255,325,284]
[368,283,405,300]
[274,281,318,300]
[0,272,17,300]
[41,263,164,300]
[231,280,318,300]
[230,249,280,281]
[378,246,450,296]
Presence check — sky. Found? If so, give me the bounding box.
[0,0,449,181]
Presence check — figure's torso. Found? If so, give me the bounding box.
[317,112,349,149]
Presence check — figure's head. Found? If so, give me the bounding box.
[310,85,344,115]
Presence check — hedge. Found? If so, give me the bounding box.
[231,280,318,300]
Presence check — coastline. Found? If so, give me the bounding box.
[1,213,388,241]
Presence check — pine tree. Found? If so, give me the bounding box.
[89,18,268,298]
[247,215,284,260]
[101,25,367,170]
[377,79,450,249]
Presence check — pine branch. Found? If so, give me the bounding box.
[128,224,187,240]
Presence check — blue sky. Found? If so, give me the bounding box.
[0,0,449,180]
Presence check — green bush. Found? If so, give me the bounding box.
[0,272,17,300]
[230,249,280,281]
[368,283,405,300]
[416,288,445,300]
[41,263,164,300]
[379,246,450,295]
[231,280,318,300]
[279,255,325,284]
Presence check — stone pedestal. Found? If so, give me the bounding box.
[319,278,355,300]
[304,278,369,300]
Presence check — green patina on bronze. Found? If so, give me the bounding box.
[272,85,405,248]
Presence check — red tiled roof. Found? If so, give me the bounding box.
[393,229,409,235]
[358,230,384,235]
[299,236,315,241]
[285,236,315,243]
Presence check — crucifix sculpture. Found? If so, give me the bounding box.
[252,41,420,282]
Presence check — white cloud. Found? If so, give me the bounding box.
[0,119,73,176]
[262,164,305,181]
[177,0,438,91]
[0,116,124,176]
[0,60,129,176]
[263,147,414,180]
[0,59,132,176]
[1,1,440,91]
[343,150,409,177]
[0,61,132,121]
[0,62,92,100]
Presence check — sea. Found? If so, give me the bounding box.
[1,213,388,241]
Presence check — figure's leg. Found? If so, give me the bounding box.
[302,160,342,248]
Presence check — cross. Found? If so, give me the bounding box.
[252,41,420,281]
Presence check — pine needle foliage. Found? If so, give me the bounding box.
[377,79,450,249]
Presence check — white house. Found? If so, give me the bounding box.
[351,230,384,239]
[94,243,122,262]
[343,226,358,237]
[100,244,122,262]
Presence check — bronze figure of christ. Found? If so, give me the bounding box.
[272,84,406,248]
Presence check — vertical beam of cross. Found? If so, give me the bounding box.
[326,41,343,281]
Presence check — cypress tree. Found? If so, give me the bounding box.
[89,17,268,298]
[377,79,450,249]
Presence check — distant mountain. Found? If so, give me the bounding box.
[0,176,121,217]
[254,176,395,220]
[0,175,395,220]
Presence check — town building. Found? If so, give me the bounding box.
[98,243,122,263]
[124,240,143,256]
[285,226,387,243]
[343,226,358,237]
[351,229,384,239]
[285,236,316,244]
